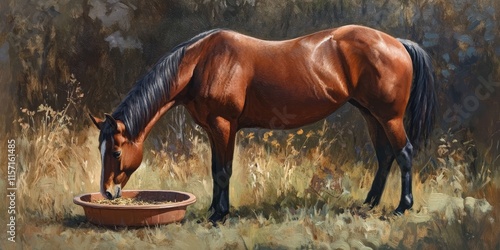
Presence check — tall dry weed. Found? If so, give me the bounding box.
[15,74,100,222]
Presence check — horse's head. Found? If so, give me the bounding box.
[89,113,143,200]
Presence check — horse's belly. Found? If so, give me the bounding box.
[238,94,344,129]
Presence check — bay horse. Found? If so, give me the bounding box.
[89,25,436,222]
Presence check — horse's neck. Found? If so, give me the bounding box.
[136,100,176,143]
[134,57,196,143]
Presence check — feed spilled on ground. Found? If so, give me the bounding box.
[92,195,174,205]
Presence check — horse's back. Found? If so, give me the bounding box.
[187,25,413,129]
[206,29,348,128]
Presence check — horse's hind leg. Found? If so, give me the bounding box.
[359,109,395,208]
[380,117,414,215]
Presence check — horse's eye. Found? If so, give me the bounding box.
[112,151,121,159]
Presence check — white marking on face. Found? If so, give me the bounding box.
[100,139,106,196]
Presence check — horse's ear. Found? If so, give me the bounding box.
[89,113,104,130]
[104,113,118,131]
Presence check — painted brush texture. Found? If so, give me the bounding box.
[0,0,499,249]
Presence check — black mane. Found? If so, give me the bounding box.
[111,29,222,140]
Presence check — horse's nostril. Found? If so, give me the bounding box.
[105,191,113,200]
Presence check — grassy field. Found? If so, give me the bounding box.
[1,81,499,249]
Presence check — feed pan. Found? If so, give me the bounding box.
[73,190,196,227]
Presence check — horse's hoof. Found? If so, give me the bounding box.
[393,194,413,216]
[393,209,404,216]
[208,211,228,226]
[393,204,412,216]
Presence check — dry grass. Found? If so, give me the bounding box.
[1,79,499,249]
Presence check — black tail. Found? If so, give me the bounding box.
[398,39,438,152]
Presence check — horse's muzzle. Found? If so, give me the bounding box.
[104,191,113,200]
[103,185,122,199]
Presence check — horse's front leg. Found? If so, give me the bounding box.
[208,148,233,223]
[206,116,237,223]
